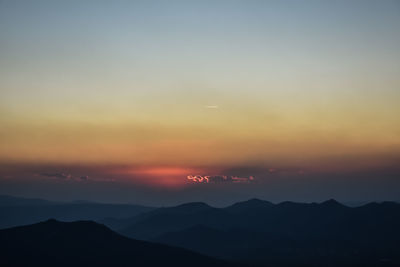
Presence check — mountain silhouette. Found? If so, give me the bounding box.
[225,198,274,213]
[0,195,59,206]
[2,196,400,266]
[0,219,236,267]
[119,201,231,240]
[320,198,347,208]
[119,199,400,266]
[0,195,154,229]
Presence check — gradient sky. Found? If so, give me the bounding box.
[1,0,399,205]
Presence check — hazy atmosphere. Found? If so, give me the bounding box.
[1,0,400,206]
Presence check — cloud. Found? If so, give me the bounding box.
[204,105,219,109]
[41,173,72,179]
[220,166,308,177]
[187,175,209,183]
[187,175,255,184]
[40,173,91,181]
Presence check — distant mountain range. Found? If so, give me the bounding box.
[0,195,154,229]
[0,219,235,267]
[115,199,400,266]
[1,195,400,266]
[0,195,60,206]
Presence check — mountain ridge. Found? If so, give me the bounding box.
[0,219,236,267]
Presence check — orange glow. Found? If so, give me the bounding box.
[1,0,400,191]
[110,166,203,188]
[129,167,194,176]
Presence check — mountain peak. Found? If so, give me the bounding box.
[242,198,274,205]
[225,198,274,212]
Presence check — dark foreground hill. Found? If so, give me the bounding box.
[0,219,236,267]
[118,199,400,266]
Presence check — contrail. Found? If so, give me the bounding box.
[205,105,219,109]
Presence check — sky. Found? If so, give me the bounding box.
[1,0,400,206]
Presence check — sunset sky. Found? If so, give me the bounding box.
[1,0,399,205]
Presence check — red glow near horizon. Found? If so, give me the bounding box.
[110,166,258,187]
[110,166,203,188]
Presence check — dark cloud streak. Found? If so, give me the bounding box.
[40,173,72,179]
